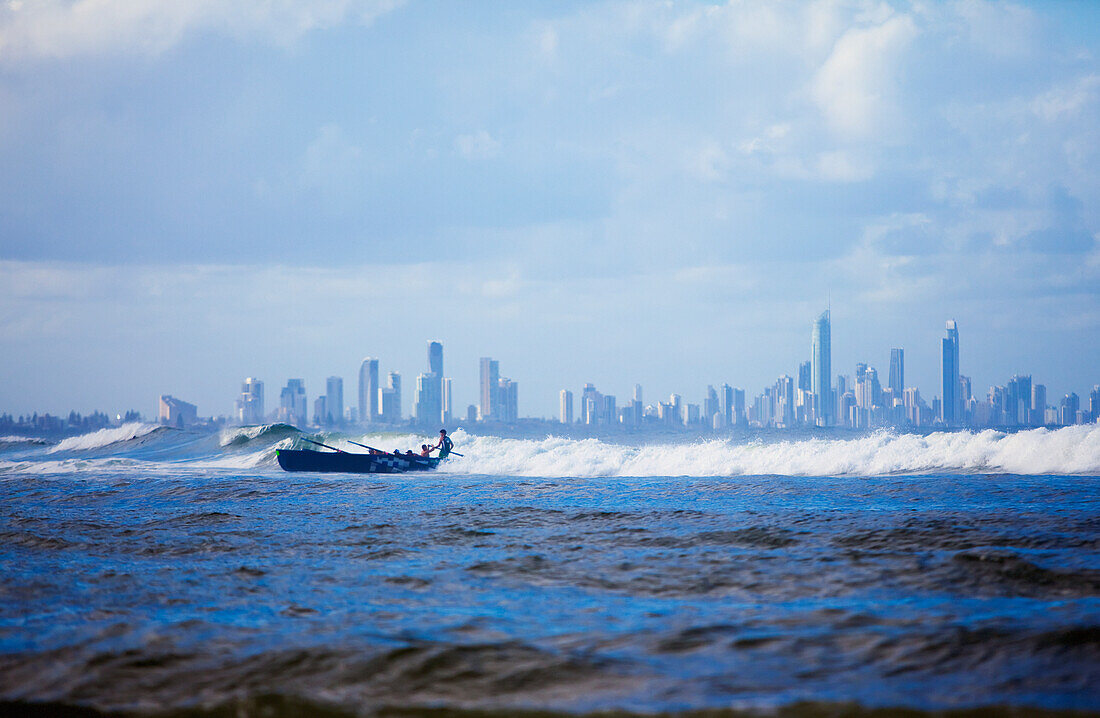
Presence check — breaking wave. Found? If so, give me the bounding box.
[219,423,300,447]
[442,425,1100,477]
[0,436,49,446]
[3,423,1098,477]
[47,423,165,454]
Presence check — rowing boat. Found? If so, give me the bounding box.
[275,449,442,474]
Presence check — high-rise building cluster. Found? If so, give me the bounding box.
[557,313,1098,430]
[225,317,1097,430]
[230,342,518,429]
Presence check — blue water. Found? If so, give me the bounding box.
[0,427,1098,716]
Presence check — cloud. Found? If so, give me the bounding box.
[1032,74,1100,121]
[454,130,501,160]
[0,0,403,62]
[0,1,1098,411]
[811,13,918,138]
[688,140,729,182]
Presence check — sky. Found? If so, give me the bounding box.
[1,0,1098,419]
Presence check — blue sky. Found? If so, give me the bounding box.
[1,0,1098,418]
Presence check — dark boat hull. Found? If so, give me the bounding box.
[276,449,441,474]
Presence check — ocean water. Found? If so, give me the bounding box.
[1,424,1098,717]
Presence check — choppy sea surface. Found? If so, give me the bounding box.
[1,423,1098,717]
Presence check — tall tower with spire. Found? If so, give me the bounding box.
[941,320,960,425]
[812,310,832,426]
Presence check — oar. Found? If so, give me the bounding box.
[301,437,347,453]
[347,439,428,464]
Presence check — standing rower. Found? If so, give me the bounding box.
[430,429,454,458]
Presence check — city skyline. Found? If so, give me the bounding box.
[203,311,1100,427]
[4,308,1098,429]
[163,315,1100,428]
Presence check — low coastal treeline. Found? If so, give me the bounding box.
[0,410,142,438]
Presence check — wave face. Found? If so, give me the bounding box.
[47,422,163,453]
[218,423,299,447]
[1,424,1098,477]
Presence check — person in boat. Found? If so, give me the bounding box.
[419,444,431,457]
[428,429,454,458]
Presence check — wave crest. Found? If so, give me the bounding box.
[441,425,1100,477]
[47,423,164,454]
[0,435,50,446]
[219,423,300,447]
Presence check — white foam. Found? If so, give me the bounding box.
[8,424,1098,477]
[48,423,161,453]
[439,425,1100,477]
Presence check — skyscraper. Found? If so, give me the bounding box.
[889,348,904,394]
[442,378,453,424]
[428,341,443,377]
[941,320,960,425]
[560,389,573,424]
[704,386,719,425]
[498,378,518,423]
[797,361,812,393]
[812,310,832,426]
[380,372,401,423]
[325,376,343,425]
[719,383,733,427]
[278,379,307,426]
[479,358,499,420]
[414,373,443,426]
[581,383,600,425]
[600,393,616,425]
[236,377,264,424]
[1060,393,1080,426]
[776,375,795,427]
[359,358,379,424]
[410,341,447,425]
[1032,383,1047,426]
[1007,375,1031,426]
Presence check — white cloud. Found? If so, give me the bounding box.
[0,0,402,62]
[811,13,918,138]
[454,130,501,160]
[688,140,729,182]
[1032,74,1100,121]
